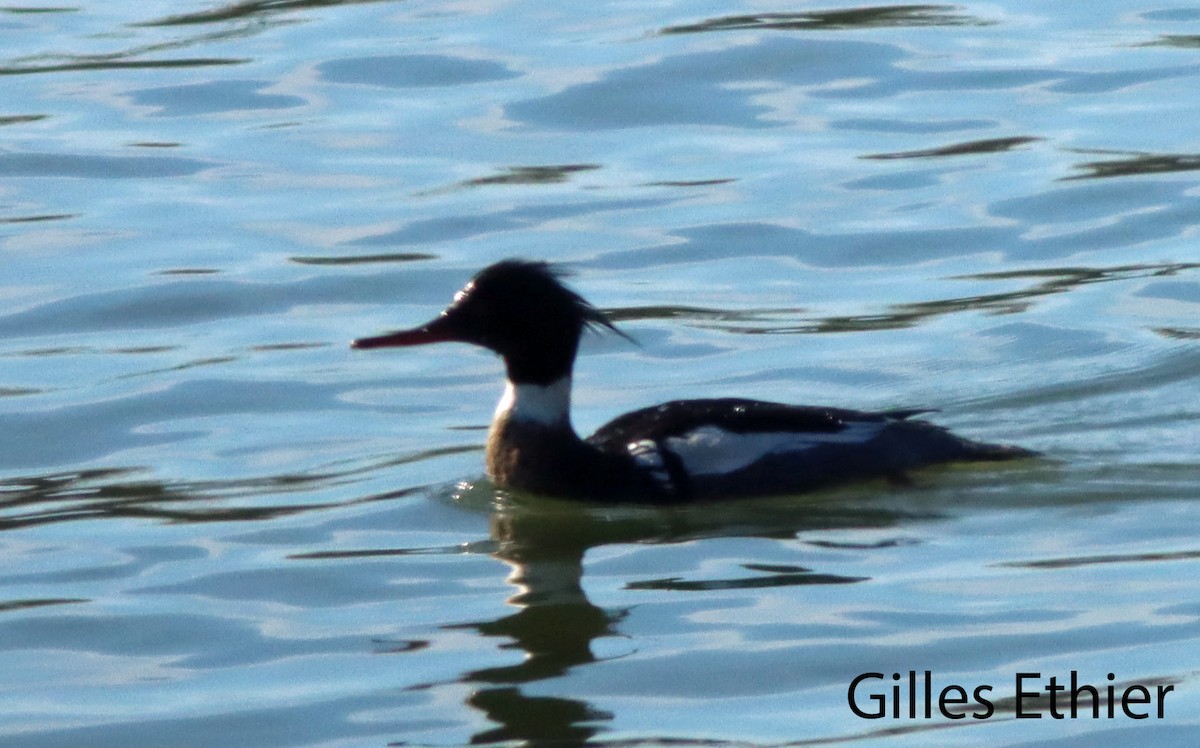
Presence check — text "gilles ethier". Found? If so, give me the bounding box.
[849,671,1173,720]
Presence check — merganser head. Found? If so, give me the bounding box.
[352,259,627,385]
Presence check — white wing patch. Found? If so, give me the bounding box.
[664,422,885,477]
[628,439,675,492]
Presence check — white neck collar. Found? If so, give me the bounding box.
[494,376,572,426]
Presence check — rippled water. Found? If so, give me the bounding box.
[2,1,1199,746]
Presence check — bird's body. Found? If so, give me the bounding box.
[353,260,1034,503]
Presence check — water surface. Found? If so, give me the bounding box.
[1,1,1198,746]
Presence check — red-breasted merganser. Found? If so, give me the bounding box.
[352,260,1035,502]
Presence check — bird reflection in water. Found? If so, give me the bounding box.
[443,484,911,746]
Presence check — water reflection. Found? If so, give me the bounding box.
[318,54,519,89]
[289,252,435,266]
[1,11,250,77]
[3,1,401,78]
[806,262,1200,335]
[627,562,865,591]
[0,151,210,179]
[0,56,243,77]
[0,114,48,126]
[1156,327,1200,340]
[608,261,1199,335]
[607,304,807,326]
[0,444,467,529]
[0,598,87,613]
[506,37,901,131]
[435,488,918,745]
[660,5,993,34]
[139,0,394,27]
[1001,548,1200,571]
[1064,149,1200,180]
[1140,34,1200,49]
[0,467,334,530]
[348,197,671,247]
[132,79,307,116]
[863,136,1041,161]
[0,212,76,224]
[448,164,600,191]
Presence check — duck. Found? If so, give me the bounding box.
[352,259,1035,502]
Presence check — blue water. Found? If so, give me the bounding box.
[2,1,1199,746]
